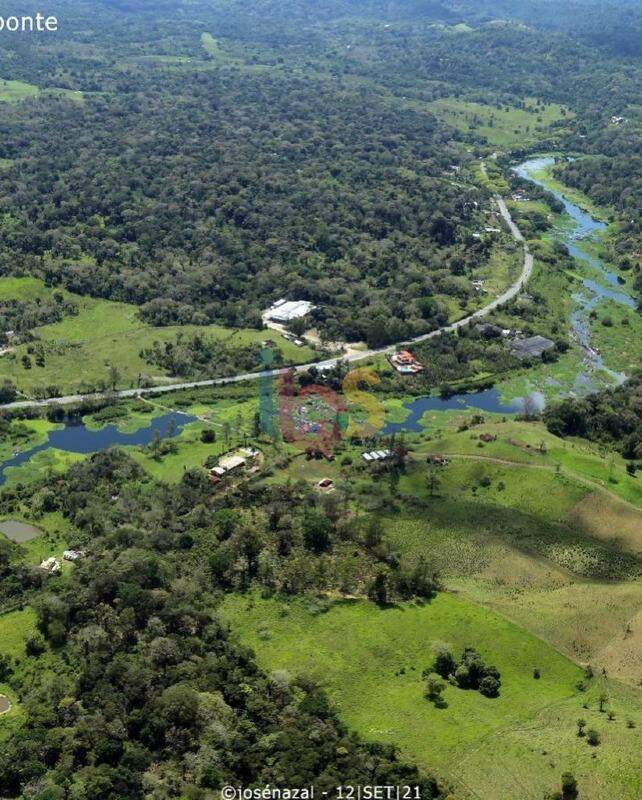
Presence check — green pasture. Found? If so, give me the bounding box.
[221,593,641,799]
[0,277,314,395]
[427,97,571,149]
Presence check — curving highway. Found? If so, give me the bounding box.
[1,193,532,411]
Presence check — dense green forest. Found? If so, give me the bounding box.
[0,2,641,798]
[545,371,642,460]
[0,0,639,343]
[0,451,444,799]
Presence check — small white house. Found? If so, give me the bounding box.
[63,550,83,562]
[218,455,247,473]
[40,557,62,574]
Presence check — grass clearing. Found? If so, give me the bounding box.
[591,300,642,376]
[0,417,61,466]
[221,593,641,799]
[0,276,315,395]
[0,608,38,659]
[0,80,39,103]
[0,608,39,736]
[0,449,84,487]
[418,419,642,507]
[427,97,572,149]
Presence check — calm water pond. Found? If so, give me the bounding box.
[0,412,195,487]
[382,388,520,435]
[0,519,43,542]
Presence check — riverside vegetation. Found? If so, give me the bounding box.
[0,2,641,800]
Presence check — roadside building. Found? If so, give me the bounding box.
[510,335,555,360]
[263,299,315,324]
[389,350,424,374]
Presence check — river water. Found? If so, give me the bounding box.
[0,412,195,487]
[514,156,634,392]
[0,157,634,480]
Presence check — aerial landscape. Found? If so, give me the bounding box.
[0,1,640,798]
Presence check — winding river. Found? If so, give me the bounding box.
[0,156,634,481]
[515,156,635,392]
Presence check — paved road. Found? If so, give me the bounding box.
[1,193,532,411]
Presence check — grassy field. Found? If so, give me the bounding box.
[0,80,39,103]
[0,81,83,105]
[418,418,642,506]
[0,608,39,737]
[221,593,641,800]
[0,608,38,660]
[472,240,523,298]
[0,417,61,466]
[591,299,642,376]
[257,408,641,689]
[426,97,572,149]
[0,277,315,395]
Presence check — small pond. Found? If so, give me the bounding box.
[0,519,43,542]
[0,695,11,715]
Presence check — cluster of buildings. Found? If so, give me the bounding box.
[389,350,424,375]
[262,299,314,347]
[208,448,259,485]
[39,550,84,574]
[472,227,501,240]
[474,324,555,361]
